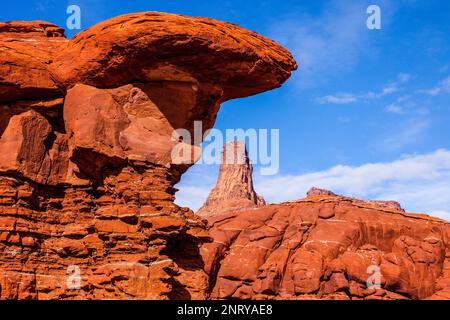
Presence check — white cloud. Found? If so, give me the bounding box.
[176,150,450,221]
[373,118,430,152]
[384,95,410,113]
[384,103,404,114]
[254,149,450,221]
[421,87,442,96]
[316,73,412,105]
[316,93,358,104]
[383,94,431,115]
[380,84,400,95]
[420,76,450,96]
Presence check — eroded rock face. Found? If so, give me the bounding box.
[201,188,450,300]
[307,187,405,212]
[0,13,296,299]
[0,21,66,102]
[50,12,297,101]
[197,141,265,218]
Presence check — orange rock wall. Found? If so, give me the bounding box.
[0,13,296,299]
[201,194,450,300]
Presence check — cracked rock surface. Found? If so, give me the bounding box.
[201,188,450,300]
[0,13,296,299]
[197,141,265,218]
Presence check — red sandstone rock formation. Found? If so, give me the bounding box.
[197,141,265,218]
[307,187,405,212]
[5,12,448,302]
[307,187,338,198]
[201,185,450,300]
[0,13,297,299]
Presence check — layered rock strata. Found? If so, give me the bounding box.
[0,13,297,299]
[197,141,265,218]
[307,187,405,212]
[201,182,450,300]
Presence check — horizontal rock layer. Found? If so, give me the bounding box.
[197,141,265,218]
[0,13,297,299]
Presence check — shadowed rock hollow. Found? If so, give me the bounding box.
[0,13,297,299]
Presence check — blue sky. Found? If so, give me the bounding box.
[4,1,450,219]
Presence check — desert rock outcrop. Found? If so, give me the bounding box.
[307,187,405,212]
[197,141,265,218]
[0,13,297,299]
[201,178,450,300]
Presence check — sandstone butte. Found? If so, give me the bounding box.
[200,144,450,300]
[0,13,297,299]
[197,141,266,218]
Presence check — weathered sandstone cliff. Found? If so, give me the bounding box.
[197,141,265,218]
[200,152,450,300]
[0,13,297,299]
[3,12,448,302]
